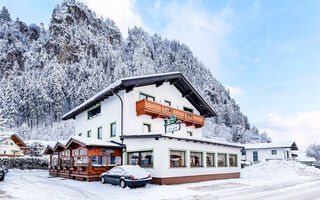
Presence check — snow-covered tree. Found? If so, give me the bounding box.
[306,144,320,161]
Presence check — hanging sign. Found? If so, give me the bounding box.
[169,115,177,123]
[167,123,181,132]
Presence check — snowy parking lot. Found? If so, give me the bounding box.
[1,161,320,200]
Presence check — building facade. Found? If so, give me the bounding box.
[242,142,298,163]
[61,72,243,184]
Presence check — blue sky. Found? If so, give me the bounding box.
[1,0,320,149]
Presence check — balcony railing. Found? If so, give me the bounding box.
[136,99,204,128]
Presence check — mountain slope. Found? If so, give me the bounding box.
[0,0,270,143]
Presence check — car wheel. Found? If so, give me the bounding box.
[101,176,105,184]
[0,177,4,181]
[119,179,126,188]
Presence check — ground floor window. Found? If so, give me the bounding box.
[271,150,277,155]
[206,153,215,167]
[108,155,122,166]
[127,151,153,167]
[218,153,227,167]
[190,151,203,167]
[229,154,237,167]
[91,156,107,166]
[170,150,186,167]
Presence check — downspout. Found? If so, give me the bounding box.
[113,90,124,146]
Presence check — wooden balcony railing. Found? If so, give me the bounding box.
[136,99,204,128]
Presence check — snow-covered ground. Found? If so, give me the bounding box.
[1,161,320,200]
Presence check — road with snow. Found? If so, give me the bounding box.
[1,161,320,200]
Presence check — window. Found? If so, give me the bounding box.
[190,152,203,167]
[78,133,82,136]
[170,150,186,167]
[164,100,171,106]
[143,123,151,133]
[218,153,227,167]
[4,150,6,154]
[128,152,139,165]
[242,151,246,156]
[87,105,101,120]
[183,107,193,113]
[97,127,102,139]
[229,154,237,167]
[91,156,107,166]
[87,130,91,138]
[110,122,116,137]
[271,150,277,155]
[127,151,153,167]
[141,151,153,167]
[108,156,121,166]
[206,153,215,167]
[187,131,193,136]
[10,142,13,145]
[139,92,155,101]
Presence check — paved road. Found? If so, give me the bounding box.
[1,170,320,200]
[175,179,320,200]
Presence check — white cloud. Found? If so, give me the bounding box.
[225,85,244,96]
[79,0,144,37]
[260,111,320,150]
[160,2,234,72]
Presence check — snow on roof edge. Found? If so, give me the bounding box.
[61,72,183,120]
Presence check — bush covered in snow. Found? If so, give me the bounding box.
[306,144,320,161]
[0,157,49,169]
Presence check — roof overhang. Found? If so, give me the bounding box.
[53,142,66,152]
[43,145,55,155]
[10,134,28,149]
[62,72,217,120]
[120,134,243,149]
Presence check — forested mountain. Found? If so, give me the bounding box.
[0,0,270,143]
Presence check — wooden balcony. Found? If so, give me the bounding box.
[136,99,204,128]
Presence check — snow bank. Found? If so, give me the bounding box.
[241,160,320,185]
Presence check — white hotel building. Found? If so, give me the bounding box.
[62,72,243,184]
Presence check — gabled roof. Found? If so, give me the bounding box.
[65,136,125,149]
[62,72,217,120]
[0,132,28,149]
[43,145,55,155]
[244,141,298,150]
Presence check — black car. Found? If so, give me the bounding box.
[0,166,6,181]
[100,165,152,188]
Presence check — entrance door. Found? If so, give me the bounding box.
[253,151,258,162]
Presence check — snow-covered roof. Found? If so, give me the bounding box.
[0,131,15,142]
[244,141,298,150]
[0,131,28,148]
[67,136,123,148]
[121,134,244,148]
[61,72,217,120]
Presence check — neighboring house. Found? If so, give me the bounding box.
[54,72,243,184]
[0,132,28,157]
[242,141,298,163]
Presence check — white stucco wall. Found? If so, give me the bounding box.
[242,148,292,163]
[75,82,203,142]
[0,138,24,155]
[123,82,202,138]
[124,138,241,178]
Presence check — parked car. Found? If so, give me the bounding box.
[0,166,6,181]
[100,165,152,188]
